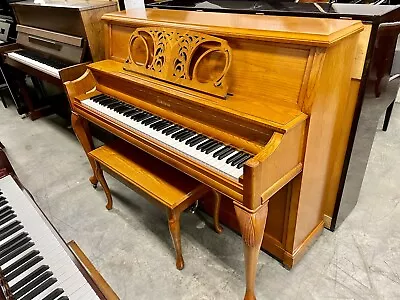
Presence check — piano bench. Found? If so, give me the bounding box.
[88,140,223,270]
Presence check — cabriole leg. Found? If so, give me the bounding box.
[71,113,98,186]
[94,162,113,210]
[234,202,269,300]
[167,209,184,270]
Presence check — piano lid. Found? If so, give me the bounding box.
[102,8,363,47]
[12,0,116,11]
[147,1,400,23]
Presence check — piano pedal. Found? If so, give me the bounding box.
[188,200,199,214]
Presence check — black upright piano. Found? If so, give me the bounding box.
[147,0,400,230]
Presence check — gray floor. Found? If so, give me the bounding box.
[0,102,399,300]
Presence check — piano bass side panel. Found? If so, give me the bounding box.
[105,23,311,109]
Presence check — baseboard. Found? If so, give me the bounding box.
[323,214,332,229]
[283,221,324,269]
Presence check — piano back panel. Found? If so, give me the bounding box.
[79,3,118,62]
[106,23,311,109]
[13,6,86,37]
[16,27,85,63]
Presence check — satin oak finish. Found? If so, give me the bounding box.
[65,9,362,299]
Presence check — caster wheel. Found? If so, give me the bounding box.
[92,183,98,189]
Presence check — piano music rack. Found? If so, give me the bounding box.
[88,140,223,270]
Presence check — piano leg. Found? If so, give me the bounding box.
[211,190,223,234]
[71,113,98,187]
[234,202,269,300]
[94,161,113,210]
[167,209,184,270]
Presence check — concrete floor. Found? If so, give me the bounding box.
[0,101,400,300]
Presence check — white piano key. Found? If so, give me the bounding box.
[0,176,100,299]
[7,52,60,79]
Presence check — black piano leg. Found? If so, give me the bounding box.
[383,100,395,131]
[0,93,6,108]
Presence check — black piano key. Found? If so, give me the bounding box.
[0,205,12,215]
[16,272,55,300]
[0,207,13,219]
[217,148,235,160]
[42,288,64,300]
[5,255,44,282]
[237,155,253,168]
[0,221,22,240]
[226,152,243,164]
[230,152,247,166]
[57,297,69,300]
[0,236,31,258]
[149,120,165,129]
[117,106,133,114]
[0,241,34,266]
[107,102,122,109]
[189,135,206,147]
[201,141,218,152]
[0,199,8,207]
[129,110,145,119]
[213,146,232,158]
[196,139,213,151]
[2,250,40,276]
[156,123,174,131]
[185,134,201,145]
[205,143,223,154]
[91,94,107,102]
[98,98,114,106]
[110,104,125,111]
[171,129,188,139]
[122,108,138,116]
[142,116,159,125]
[132,112,148,121]
[0,232,29,252]
[164,126,182,136]
[179,131,196,142]
[0,213,16,227]
[9,265,49,293]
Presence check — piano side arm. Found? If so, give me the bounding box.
[242,116,307,210]
[64,69,96,111]
[59,62,89,85]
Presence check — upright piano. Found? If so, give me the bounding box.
[0,0,23,111]
[64,9,362,298]
[1,0,117,120]
[148,0,400,231]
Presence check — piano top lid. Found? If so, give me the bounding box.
[146,1,400,23]
[11,0,116,11]
[102,8,363,47]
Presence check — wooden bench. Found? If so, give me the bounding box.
[88,140,222,270]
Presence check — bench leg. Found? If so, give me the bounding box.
[211,190,223,234]
[95,162,113,210]
[167,210,184,270]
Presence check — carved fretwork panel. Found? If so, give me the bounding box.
[124,27,232,98]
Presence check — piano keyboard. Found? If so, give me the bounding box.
[82,94,254,181]
[7,50,70,79]
[0,175,100,300]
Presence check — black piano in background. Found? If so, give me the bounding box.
[1,0,117,121]
[0,0,25,112]
[147,0,400,231]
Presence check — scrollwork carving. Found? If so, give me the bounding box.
[124,27,232,98]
